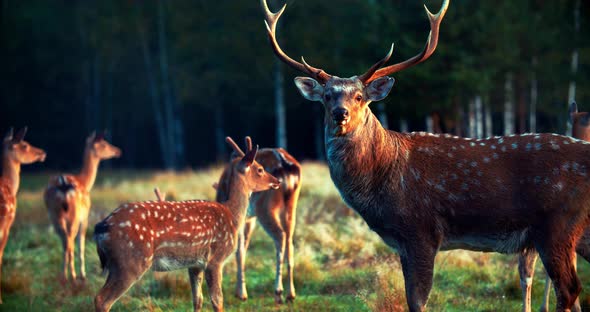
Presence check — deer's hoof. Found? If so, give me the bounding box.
[275,290,284,304]
[235,293,248,301]
[286,294,296,302]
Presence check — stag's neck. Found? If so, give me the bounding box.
[2,153,20,197]
[78,148,100,192]
[325,111,409,213]
[222,173,251,231]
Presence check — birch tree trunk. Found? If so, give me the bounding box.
[566,0,580,136]
[274,60,287,148]
[530,57,538,133]
[484,98,493,137]
[475,95,483,138]
[504,72,515,135]
[426,115,434,133]
[314,104,324,160]
[399,118,408,133]
[468,98,475,138]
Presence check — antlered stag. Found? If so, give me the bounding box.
[93,137,280,312]
[216,141,301,303]
[45,131,121,284]
[518,102,590,312]
[0,127,46,303]
[261,0,590,310]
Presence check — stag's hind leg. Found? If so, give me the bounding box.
[518,248,537,312]
[188,267,205,312]
[535,230,582,312]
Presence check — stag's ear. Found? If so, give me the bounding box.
[366,77,395,102]
[294,77,323,102]
[4,128,14,143]
[13,127,27,143]
[238,145,259,173]
[569,102,578,125]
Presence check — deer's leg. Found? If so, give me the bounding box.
[235,217,256,301]
[55,219,70,284]
[95,262,148,312]
[540,275,552,312]
[77,219,89,281]
[205,264,224,312]
[284,195,298,302]
[0,226,12,304]
[535,230,581,312]
[272,229,286,304]
[67,221,80,282]
[518,248,537,312]
[399,240,437,312]
[188,267,205,312]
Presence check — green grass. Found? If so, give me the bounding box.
[2,162,589,311]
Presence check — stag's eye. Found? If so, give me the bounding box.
[257,167,264,175]
[355,95,363,102]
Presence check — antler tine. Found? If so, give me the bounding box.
[364,0,449,83]
[225,137,245,157]
[358,44,394,83]
[244,136,253,152]
[261,0,332,84]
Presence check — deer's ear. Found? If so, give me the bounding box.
[569,102,578,125]
[238,145,259,173]
[294,77,323,102]
[366,77,395,101]
[4,127,14,143]
[13,127,27,143]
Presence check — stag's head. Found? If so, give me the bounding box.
[3,127,46,164]
[86,131,122,160]
[261,0,449,136]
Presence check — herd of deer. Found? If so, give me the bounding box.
[0,0,589,311]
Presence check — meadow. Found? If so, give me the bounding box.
[2,162,589,312]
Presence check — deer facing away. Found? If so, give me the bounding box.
[262,0,590,310]
[518,102,590,312]
[0,127,46,303]
[216,140,301,303]
[93,137,280,312]
[44,131,121,284]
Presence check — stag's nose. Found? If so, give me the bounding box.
[332,107,349,124]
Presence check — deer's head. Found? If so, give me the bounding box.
[216,137,280,202]
[3,127,46,164]
[569,102,590,141]
[86,131,122,160]
[261,0,449,136]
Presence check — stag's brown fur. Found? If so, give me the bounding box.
[0,128,45,303]
[93,138,280,312]
[44,132,121,284]
[218,148,301,303]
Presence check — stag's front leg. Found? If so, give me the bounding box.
[399,239,437,312]
[0,226,12,304]
[205,264,224,312]
[518,248,538,312]
[188,267,205,312]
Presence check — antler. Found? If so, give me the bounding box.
[360,0,449,84]
[261,0,332,84]
[226,137,245,157]
[245,136,253,152]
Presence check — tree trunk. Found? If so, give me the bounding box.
[504,72,515,135]
[475,95,483,138]
[136,10,170,169]
[377,102,389,129]
[484,98,493,137]
[530,57,538,133]
[157,0,176,169]
[566,0,580,136]
[214,104,225,162]
[314,104,324,160]
[468,98,475,138]
[274,60,287,148]
[426,115,433,133]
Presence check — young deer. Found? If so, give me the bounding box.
[262,0,590,310]
[0,127,46,303]
[216,140,301,303]
[93,137,280,312]
[518,102,590,312]
[44,131,121,284]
